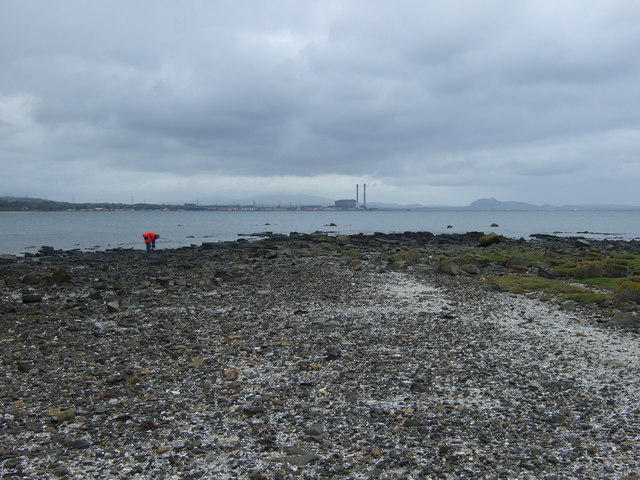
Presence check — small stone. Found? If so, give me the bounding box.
[224,369,241,381]
[57,409,76,422]
[188,357,205,367]
[304,423,324,437]
[22,293,43,303]
[219,436,241,449]
[17,361,32,373]
[106,301,120,313]
[283,453,320,466]
[62,437,91,449]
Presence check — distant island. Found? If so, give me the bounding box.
[0,196,638,212]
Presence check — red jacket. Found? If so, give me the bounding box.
[142,232,159,244]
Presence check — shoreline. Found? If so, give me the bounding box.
[2,232,639,478]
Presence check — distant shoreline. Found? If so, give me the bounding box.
[1,196,639,212]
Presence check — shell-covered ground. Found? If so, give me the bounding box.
[1,235,639,479]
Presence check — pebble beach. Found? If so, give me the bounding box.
[1,232,639,479]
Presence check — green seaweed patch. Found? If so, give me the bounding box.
[488,275,587,295]
[579,276,640,291]
[553,257,633,279]
[479,251,548,264]
[488,275,615,304]
[341,248,363,259]
[611,253,640,275]
[393,249,421,264]
[488,275,581,294]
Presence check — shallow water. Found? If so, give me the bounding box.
[1,209,638,255]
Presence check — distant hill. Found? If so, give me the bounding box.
[468,198,541,210]
[0,196,181,211]
[466,198,640,211]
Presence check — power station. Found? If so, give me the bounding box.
[334,184,367,210]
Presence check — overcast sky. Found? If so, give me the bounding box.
[1,1,639,206]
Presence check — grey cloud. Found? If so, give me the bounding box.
[0,0,639,204]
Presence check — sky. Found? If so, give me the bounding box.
[1,0,639,206]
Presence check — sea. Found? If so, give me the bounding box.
[1,209,639,256]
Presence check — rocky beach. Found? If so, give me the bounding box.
[2,232,640,479]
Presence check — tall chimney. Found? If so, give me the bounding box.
[363,183,367,208]
[356,184,359,204]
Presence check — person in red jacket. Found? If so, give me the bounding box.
[142,232,159,252]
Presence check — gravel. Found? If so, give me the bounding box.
[1,236,639,479]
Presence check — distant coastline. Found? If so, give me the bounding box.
[1,195,639,212]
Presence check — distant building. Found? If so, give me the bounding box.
[334,199,357,209]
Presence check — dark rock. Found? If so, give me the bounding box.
[50,266,71,284]
[22,292,42,303]
[606,312,640,331]
[575,238,591,249]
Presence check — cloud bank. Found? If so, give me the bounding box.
[1,0,639,205]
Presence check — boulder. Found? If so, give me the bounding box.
[575,261,628,279]
[393,249,421,265]
[606,312,640,331]
[437,258,462,276]
[50,266,71,284]
[479,233,501,247]
[616,281,640,304]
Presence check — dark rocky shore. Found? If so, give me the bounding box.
[1,232,640,479]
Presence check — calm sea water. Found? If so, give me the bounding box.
[0,209,638,255]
